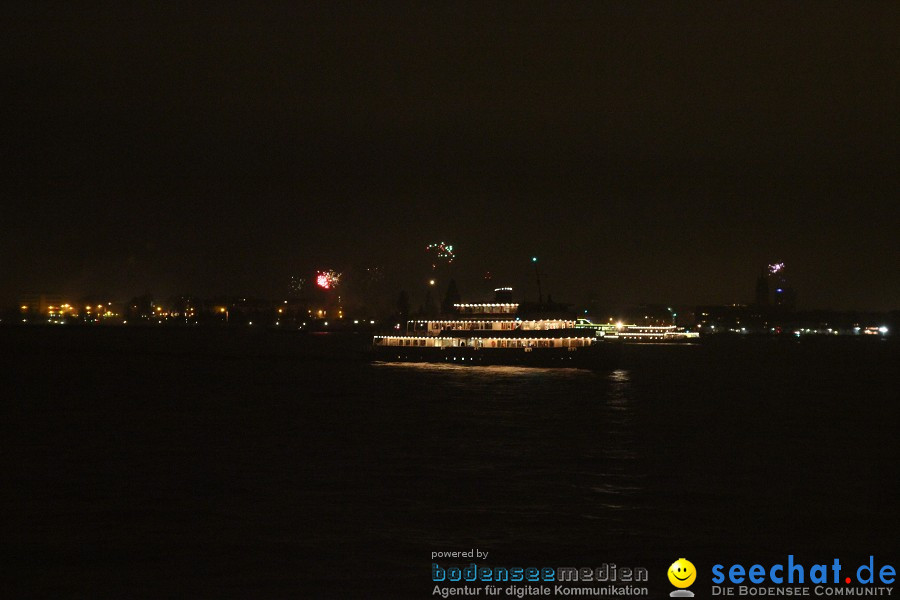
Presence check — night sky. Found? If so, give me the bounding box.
[3,3,898,310]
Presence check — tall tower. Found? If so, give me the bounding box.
[768,262,796,310]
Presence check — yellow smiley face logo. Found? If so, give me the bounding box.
[668,558,696,588]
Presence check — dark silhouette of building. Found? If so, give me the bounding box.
[755,272,769,306]
[774,286,797,310]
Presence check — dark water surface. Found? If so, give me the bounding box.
[3,328,897,598]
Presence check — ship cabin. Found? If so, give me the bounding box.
[372,301,596,349]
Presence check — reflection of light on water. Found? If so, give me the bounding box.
[590,481,642,495]
[609,369,630,383]
[602,367,638,462]
[372,361,593,378]
[365,360,649,545]
[607,369,632,410]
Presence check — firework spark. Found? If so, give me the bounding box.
[426,242,455,269]
[289,276,305,294]
[315,270,341,290]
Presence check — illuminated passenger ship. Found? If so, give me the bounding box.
[373,301,602,366]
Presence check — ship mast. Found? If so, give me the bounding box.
[532,256,543,305]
